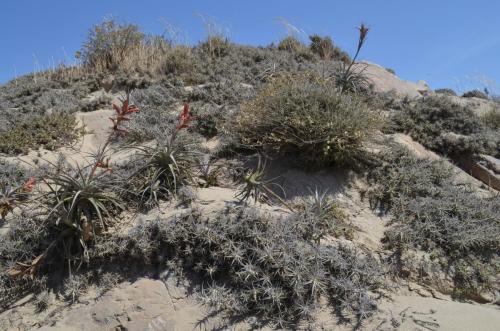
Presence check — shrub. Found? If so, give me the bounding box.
[368,147,500,298]
[481,105,500,130]
[0,113,83,155]
[138,207,383,327]
[80,19,145,70]
[231,72,384,167]
[277,36,313,60]
[462,89,489,99]
[309,35,350,63]
[162,45,197,79]
[385,68,396,75]
[393,95,499,157]
[366,147,454,211]
[434,88,457,96]
[200,36,231,58]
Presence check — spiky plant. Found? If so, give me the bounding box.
[291,189,351,242]
[235,156,294,211]
[336,23,370,93]
[130,103,200,206]
[41,149,124,264]
[197,155,222,188]
[0,177,36,220]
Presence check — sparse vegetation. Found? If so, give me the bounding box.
[393,95,499,157]
[368,147,500,298]
[0,113,82,155]
[1,15,498,329]
[120,206,383,327]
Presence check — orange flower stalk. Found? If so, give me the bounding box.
[110,93,140,135]
[176,103,194,130]
[22,177,37,192]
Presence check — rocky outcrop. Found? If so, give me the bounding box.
[355,61,429,98]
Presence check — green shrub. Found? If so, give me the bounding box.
[393,95,499,157]
[231,72,384,167]
[309,34,350,63]
[0,113,82,155]
[385,68,396,75]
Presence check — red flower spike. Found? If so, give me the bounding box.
[96,157,112,173]
[110,95,140,135]
[22,177,36,192]
[176,103,194,130]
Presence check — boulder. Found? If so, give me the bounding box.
[354,61,429,98]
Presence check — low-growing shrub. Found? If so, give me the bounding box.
[0,113,82,155]
[385,68,396,75]
[462,89,489,99]
[393,95,499,157]
[130,206,383,327]
[368,147,500,298]
[231,72,384,167]
[434,88,457,96]
[481,105,500,130]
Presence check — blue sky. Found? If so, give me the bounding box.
[1,0,499,93]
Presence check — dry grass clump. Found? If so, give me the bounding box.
[309,34,351,63]
[368,147,500,298]
[277,36,314,61]
[0,113,82,155]
[393,95,499,157]
[231,72,384,167]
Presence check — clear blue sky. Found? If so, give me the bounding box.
[1,0,499,93]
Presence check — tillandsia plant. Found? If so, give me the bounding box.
[131,103,200,206]
[236,156,295,212]
[197,155,222,188]
[110,91,140,136]
[9,94,139,278]
[0,177,36,220]
[336,23,370,93]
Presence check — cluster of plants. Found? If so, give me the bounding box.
[392,95,500,158]
[0,113,83,154]
[462,89,489,100]
[75,198,380,328]
[367,147,500,298]
[231,71,383,167]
